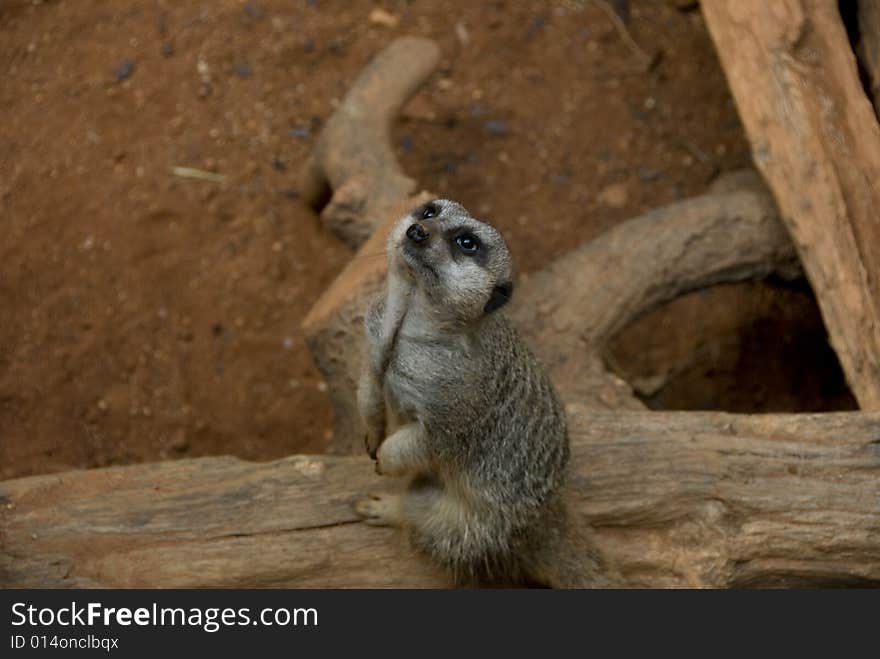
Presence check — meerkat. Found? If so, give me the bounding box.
[354,199,610,587]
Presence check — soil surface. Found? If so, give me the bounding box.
[0,0,854,481]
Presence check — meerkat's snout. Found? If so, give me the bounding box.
[405,222,430,244]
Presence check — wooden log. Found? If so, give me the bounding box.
[304,181,799,451]
[702,0,880,409]
[299,37,440,248]
[3,410,878,588]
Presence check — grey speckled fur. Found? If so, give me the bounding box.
[356,199,592,586]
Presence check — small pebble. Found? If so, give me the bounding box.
[369,8,400,28]
[484,119,509,137]
[115,60,135,81]
[233,61,251,78]
[553,174,571,186]
[599,182,629,208]
[526,16,546,39]
[637,166,661,182]
[289,126,311,140]
[161,42,174,58]
[170,430,189,451]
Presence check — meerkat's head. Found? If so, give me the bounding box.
[387,198,513,323]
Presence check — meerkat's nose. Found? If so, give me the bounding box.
[406,223,430,244]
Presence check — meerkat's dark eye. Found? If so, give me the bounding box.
[455,233,480,254]
[421,202,439,219]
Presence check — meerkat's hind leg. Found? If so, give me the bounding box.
[354,474,443,528]
[354,492,405,527]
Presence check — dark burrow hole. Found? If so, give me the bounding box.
[605,277,857,412]
[838,0,877,113]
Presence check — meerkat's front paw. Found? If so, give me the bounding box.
[353,492,401,527]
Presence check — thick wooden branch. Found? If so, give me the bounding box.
[702,0,880,409]
[299,37,440,248]
[3,410,878,588]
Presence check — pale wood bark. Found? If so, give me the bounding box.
[3,410,878,588]
[702,0,880,409]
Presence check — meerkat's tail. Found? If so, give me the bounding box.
[524,497,620,589]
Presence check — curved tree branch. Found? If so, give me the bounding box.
[299,37,441,248]
[513,183,800,403]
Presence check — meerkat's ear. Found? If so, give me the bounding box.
[484,281,513,314]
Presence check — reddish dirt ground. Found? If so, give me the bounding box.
[0,0,854,481]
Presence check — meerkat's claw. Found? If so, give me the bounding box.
[354,493,400,527]
[365,431,383,460]
[364,434,378,460]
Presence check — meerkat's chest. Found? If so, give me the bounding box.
[383,336,469,421]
